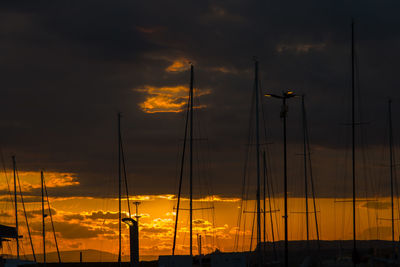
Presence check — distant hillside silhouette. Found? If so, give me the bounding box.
[4,249,157,263]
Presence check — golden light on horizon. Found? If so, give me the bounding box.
[1,193,399,261]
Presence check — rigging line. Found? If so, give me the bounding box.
[41,171,45,265]
[16,168,36,261]
[261,152,269,265]
[0,149,16,256]
[0,148,14,206]
[395,153,400,242]
[302,96,310,249]
[340,119,351,243]
[120,132,131,217]
[240,200,248,252]
[263,150,266,245]
[189,64,194,257]
[172,79,191,256]
[43,177,61,263]
[380,104,392,243]
[259,80,281,242]
[254,60,262,265]
[264,150,277,260]
[193,82,217,254]
[239,80,257,252]
[351,19,357,264]
[377,118,389,241]
[193,93,217,251]
[118,113,122,265]
[235,84,256,251]
[303,97,320,249]
[192,96,205,227]
[355,48,375,240]
[334,78,350,246]
[249,201,257,252]
[392,111,400,242]
[12,156,19,259]
[259,76,268,253]
[243,119,256,252]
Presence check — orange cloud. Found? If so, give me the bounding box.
[137,86,210,113]
[45,173,79,188]
[165,59,190,72]
[0,171,79,192]
[194,196,240,202]
[138,85,188,113]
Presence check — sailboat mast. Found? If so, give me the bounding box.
[44,179,61,262]
[283,95,288,267]
[389,99,394,244]
[263,150,266,245]
[12,156,19,259]
[265,89,295,267]
[254,59,262,255]
[118,112,122,265]
[41,171,46,264]
[302,96,310,246]
[189,64,194,257]
[351,19,357,264]
[172,88,190,256]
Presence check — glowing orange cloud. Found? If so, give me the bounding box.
[0,171,79,192]
[138,86,188,113]
[165,59,190,72]
[137,86,210,114]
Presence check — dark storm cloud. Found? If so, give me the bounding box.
[31,221,114,239]
[63,213,84,221]
[23,208,57,218]
[0,0,399,199]
[85,211,119,220]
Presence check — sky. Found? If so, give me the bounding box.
[1,0,400,261]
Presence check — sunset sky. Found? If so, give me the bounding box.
[1,0,400,262]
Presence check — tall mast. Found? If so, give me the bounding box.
[389,99,394,244]
[255,60,261,255]
[283,95,288,267]
[189,64,194,257]
[41,171,46,264]
[264,90,295,267]
[302,96,310,247]
[172,86,190,256]
[12,156,19,259]
[118,112,122,265]
[263,150,266,245]
[351,19,357,265]
[44,179,61,262]
[253,59,262,267]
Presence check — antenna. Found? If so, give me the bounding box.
[133,201,141,222]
